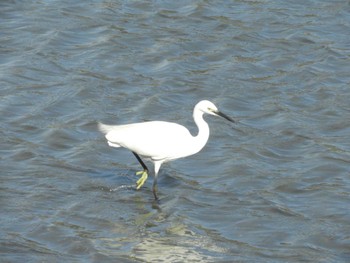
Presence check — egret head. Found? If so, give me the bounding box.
[195,100,235,123]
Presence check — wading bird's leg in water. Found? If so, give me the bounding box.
[152,161,162,200]
[132,152,148,190]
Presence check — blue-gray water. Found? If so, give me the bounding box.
[1,1,350,262]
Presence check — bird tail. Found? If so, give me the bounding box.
[97,122,114,134]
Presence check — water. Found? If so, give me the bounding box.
[1,0,350,262]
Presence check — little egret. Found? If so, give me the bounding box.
[98,100,234,200]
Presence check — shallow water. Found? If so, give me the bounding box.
[1,0,350,262]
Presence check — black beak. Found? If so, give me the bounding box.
[216,111,235,123]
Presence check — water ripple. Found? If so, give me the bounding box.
[1,0,350,262]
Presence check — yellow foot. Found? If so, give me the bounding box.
[135,170,148,190]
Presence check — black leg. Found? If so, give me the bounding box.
[132,152,148,172]
[152,178,159,200]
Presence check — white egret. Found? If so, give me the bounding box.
[98,100,234,200]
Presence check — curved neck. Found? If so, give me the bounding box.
[192,109,210,153]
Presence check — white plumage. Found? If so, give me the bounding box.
[98,100,234,200]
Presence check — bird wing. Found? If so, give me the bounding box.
[101,121,194,160]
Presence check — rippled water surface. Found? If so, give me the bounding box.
[1,1,350,262]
